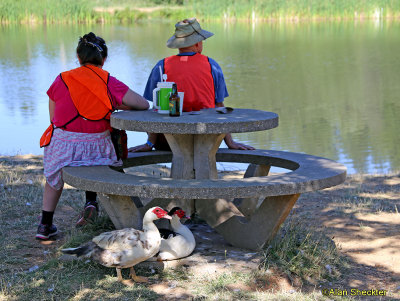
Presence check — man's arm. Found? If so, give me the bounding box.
[143,59,165,101]
[128,133,157,152]
[129,60,164,152]
[210,58,254,150]
[216,102,255,150]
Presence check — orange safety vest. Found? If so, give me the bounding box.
[164,53,215,112]
[40,65,114,147]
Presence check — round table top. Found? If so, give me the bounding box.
[111,108,279,134]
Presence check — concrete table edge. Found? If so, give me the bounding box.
[62,149,347,199]
[111,108,279,134]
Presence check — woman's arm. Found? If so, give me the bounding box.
[49,98,56,121]
[116,89,149,110]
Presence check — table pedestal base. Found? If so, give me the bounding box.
[164,133,225,215]
[98,194,142,230]
[165,133,225,180]
[214,193,300,250]
[195,163,270,228]
[195,163,299,251]
[233,163,271,217]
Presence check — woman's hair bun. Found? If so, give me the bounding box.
[86,32,97,41]
[77,32,108,65]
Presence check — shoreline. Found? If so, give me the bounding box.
[1,154,398,177]
[2,15,400,25]
[2,1,400,25]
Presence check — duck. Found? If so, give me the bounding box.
[61,206,171,285]
[148,207,196,261]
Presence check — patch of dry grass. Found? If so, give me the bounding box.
[262,215,349,287]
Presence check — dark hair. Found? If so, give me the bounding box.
[76,32,108,66]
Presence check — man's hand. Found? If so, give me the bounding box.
[128,144,152,152]
[227,141,255,150]
[224,133,255,150]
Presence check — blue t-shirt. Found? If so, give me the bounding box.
[143,52,229,104]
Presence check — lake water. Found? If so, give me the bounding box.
[1,21,399,174]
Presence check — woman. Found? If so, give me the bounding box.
[37,32,149,240]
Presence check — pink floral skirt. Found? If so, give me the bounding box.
[44,128,119,190]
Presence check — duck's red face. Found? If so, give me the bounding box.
[175,209,189,219]
[152,207,171,219]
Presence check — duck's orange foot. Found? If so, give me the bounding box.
[129,267,149,283]
[120,279,135,286]
[132,275,148,283]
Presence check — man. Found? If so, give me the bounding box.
[129,18,254,152]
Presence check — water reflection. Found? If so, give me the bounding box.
[0,21,399,174]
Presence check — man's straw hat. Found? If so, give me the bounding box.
[166,18,214,49]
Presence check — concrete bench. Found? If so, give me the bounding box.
[63,149,346,250]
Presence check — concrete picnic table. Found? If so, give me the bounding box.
[63,108,346,250]
[111,107,279,232]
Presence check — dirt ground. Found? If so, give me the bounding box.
[294,174,400,297]
[15,157,399,299]
[147,171,400,299]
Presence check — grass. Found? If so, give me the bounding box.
[1,0,400,24]
[262,215,348,286]
[2,259,160,300]
[0,155,398,299]
[0,0,94,24]
[189,0,400,20]
[0,0,185,24]
[0,155,162,299]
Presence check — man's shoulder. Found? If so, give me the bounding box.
[206,56,223,70]
[150,58,165,72]
[155,58,165,65]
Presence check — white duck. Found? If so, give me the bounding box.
[61,206,171,284]
[149,207,196,261]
